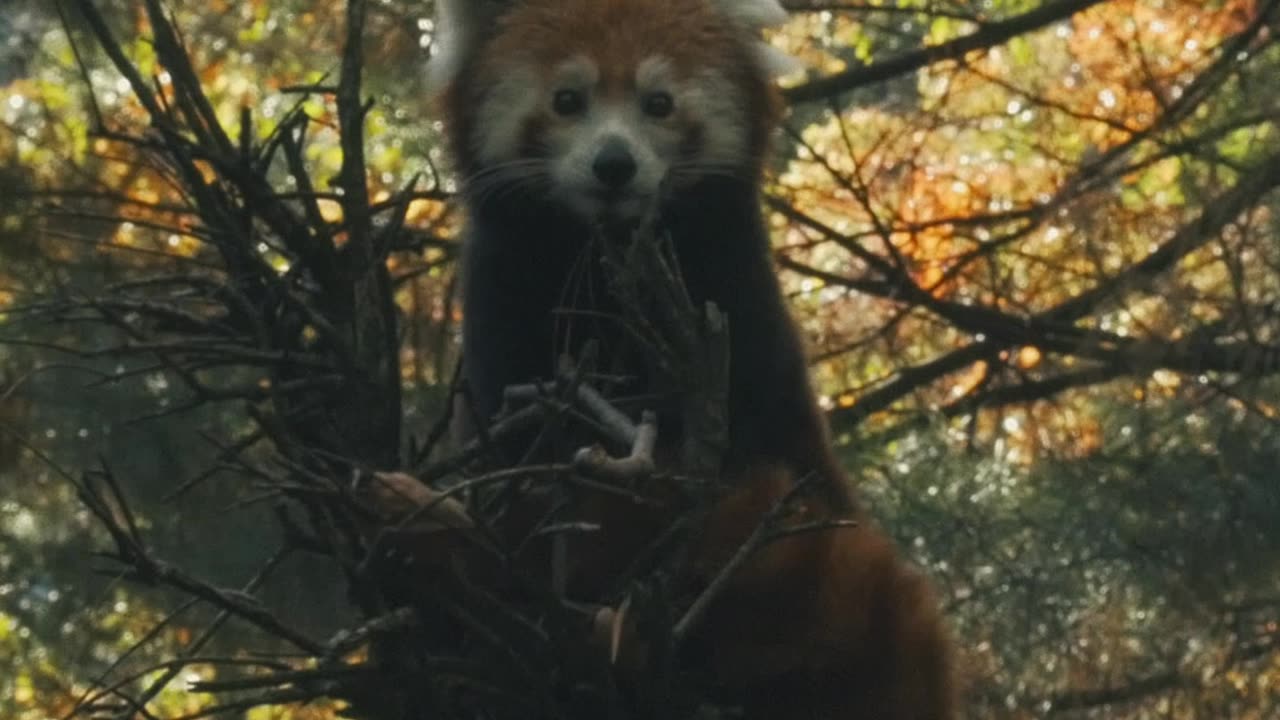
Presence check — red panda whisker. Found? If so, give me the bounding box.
[462,158,548,186]
[472,178,550,210]
[667,165,751,184]
[463,160,551,207]
[670,159,749,172]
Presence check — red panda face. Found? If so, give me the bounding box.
[435,0,790,224]
[471,51,756,222]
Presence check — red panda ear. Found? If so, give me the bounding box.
[710,0,790,29]
[709,0,803,79]
[428,0,512,93]
[755,43,804,79]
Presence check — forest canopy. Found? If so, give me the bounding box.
[1,0,1279,718]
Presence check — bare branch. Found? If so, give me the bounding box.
[784,0,1111,104]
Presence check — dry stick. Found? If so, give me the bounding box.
[188,664,371,694]
[75,564,291,718]
[0,335,335,371]
[337,0,372,243]
[141,0,235,156]
[122,547,292,716]
[53,0,104,129]
[574,383,640,447]
[507,353,602,596]
[333,0,402,470]
[783,0,1111,104]
[162,428,268,503]
[509,347,598,469]
[373,172,424,260]
[80,0,346,309]
[572,410,658,483]
[504,380,638,448]
[353,463,570,582]
[164,688,320,720]
[323,606,419,660]
[418,403,545,482]
[77,471,324,656]
[67,597,199,720]
[76,657,294,719]
[0,432,175,720]
[369,461,664,539]
[412,355,466,468]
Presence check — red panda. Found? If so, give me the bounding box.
[427,0,957,717]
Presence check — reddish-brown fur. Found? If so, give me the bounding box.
[442,0,779,179]
[682,464,956,719]
[433,1,958,717]
[570,460,955,719]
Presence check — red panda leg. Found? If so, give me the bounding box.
[686,463,957,720]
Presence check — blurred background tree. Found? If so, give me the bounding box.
[1,0,1278,717]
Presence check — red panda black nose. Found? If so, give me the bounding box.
[592,136,637,189]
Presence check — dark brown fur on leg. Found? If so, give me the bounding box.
[681,463,956,720]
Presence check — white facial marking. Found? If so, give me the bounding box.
[554,56,599,91]
[636,55,676,91]
[473,62,542,165]
[548,101,669,221]
[470,52,754,222]
[636,55,751,170]
[677,68,749,170]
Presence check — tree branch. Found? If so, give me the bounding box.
[784,0,1111,104]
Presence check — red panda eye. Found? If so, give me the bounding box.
[552,89,586,116]
[641,91,674,118]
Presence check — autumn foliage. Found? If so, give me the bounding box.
[2,0,1280,718]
